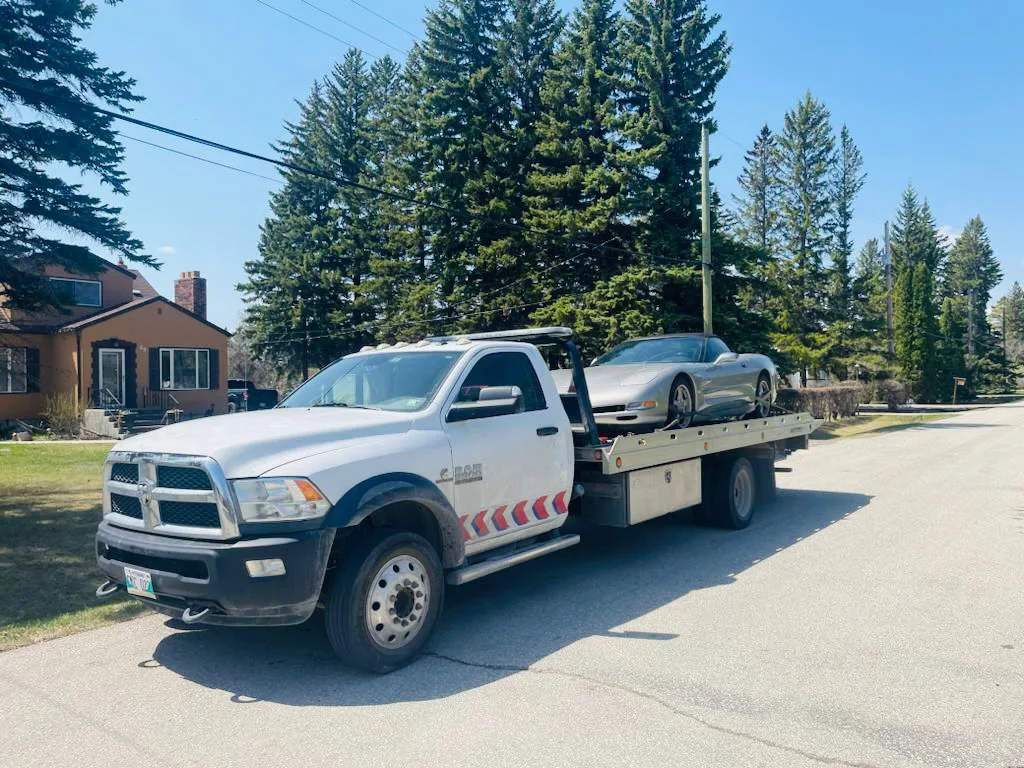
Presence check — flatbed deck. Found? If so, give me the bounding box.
[576,412,819,474]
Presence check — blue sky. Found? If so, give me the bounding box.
[81,0,1024,331]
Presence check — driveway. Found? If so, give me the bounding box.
[1,404,1022,767]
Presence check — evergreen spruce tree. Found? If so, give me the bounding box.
[239,83,343,378]
[619,0,730,261]
[890,187,943,400]
[773,92,835,384]
[732,125,780,255]
[850,238,888,371]
[991,282,1024,364]
[0,0,152,308]
[525,0,629,299]
[824,125,865,378]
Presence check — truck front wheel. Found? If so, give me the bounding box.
[324,528,444,674]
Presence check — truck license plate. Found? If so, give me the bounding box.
[124,567,154,598]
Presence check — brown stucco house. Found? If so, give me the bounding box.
[0,260,230,425]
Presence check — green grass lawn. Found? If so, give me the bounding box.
[0,443,146,651]
[812,412,953,440]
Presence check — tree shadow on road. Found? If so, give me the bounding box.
[148,486,870,706]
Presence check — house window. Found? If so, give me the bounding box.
[159,348,210,390]
[0,348,27,394]
[49,277,102,307]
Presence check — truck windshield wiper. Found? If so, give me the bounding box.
[311,402,381,410]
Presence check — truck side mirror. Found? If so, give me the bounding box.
[447,385,524,422]
[713,352,740,365]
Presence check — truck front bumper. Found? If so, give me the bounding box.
[96,520,335,626]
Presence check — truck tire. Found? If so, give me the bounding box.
[702,455,757,530]
[324,528,444,674]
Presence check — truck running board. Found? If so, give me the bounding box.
[447,534,581,586]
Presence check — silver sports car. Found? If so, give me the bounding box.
[554,333,778,433]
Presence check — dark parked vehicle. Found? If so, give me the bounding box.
[227,378,278,412]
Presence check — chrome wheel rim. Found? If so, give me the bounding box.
[671,383,692,426]
[755,378,771,416]
[365,554,430,650]
[733,465,754,520]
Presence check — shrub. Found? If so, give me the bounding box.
[776,384,864,420]
[875,379,908,412]
[41,392,81,437]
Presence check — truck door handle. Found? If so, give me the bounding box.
[537,426,559,436]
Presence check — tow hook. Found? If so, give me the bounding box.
[181,606,211,624]
[96,580,121,599]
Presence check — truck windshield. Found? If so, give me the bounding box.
[279,351,464,412]
[593,337,704,365]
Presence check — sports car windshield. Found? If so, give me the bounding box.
[279,351,464,412]
[594,337,704,365]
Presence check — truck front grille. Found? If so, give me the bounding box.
[156,466,212,490]
[159,501,220,528]
[104,453,238,539]
[110,463,138,483]
[110,493,143,519]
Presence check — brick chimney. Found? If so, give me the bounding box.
[174,270,207,319]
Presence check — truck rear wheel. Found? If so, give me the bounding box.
[324,528,444,674]
[701,455,757,530]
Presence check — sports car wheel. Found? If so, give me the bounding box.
[667,378,694,429]
[752,374,772,418]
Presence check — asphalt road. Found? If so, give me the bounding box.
[2,404,1022,768]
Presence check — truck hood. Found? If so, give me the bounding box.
[113,408,419,478]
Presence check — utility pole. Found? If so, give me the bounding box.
[967,286,976,358]
[1002,302,1007,357]
[700,123,713,336]
[884,221,894,360]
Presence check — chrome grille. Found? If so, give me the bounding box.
[159,501,220,527]
[110,493,143,519]
[103,452,239,539]
[110,463,138,483]
[157,466,212,490]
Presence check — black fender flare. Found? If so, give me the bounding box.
[324,473,464,568]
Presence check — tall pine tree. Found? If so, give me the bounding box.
[525,0,630,298]
[824,125,865,378]
[732,124,780,255]
[619,0,729,261]
[773,92,835,384]
[1,0,152,309]
[890,187,943,401]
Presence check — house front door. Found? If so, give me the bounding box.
[98,348,126,407]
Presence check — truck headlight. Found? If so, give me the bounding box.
[232,477,330,522]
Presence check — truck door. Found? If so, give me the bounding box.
[443,349,572,555]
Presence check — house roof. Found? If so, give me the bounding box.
[129,270,159,299]
[57,295,232,337]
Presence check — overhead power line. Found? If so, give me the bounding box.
[347,0,421,41]
[252,0,374,60]
[119,133,282,185]
[300,0,408,55]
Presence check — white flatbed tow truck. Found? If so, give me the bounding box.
[95,327,817,672]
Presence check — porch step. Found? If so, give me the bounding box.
[132,424,165,433]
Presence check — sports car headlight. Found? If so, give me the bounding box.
[626,400,658,410]
[232,477,331,522]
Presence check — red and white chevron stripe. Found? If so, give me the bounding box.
[459,489,570,542]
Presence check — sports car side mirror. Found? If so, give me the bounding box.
[713,352,740,365]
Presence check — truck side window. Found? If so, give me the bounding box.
[704,337,730,362]
[457,352,547,412]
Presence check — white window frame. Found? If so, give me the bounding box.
[159,348,211,391]
[48,277,102,307]
[0,348,27,394]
